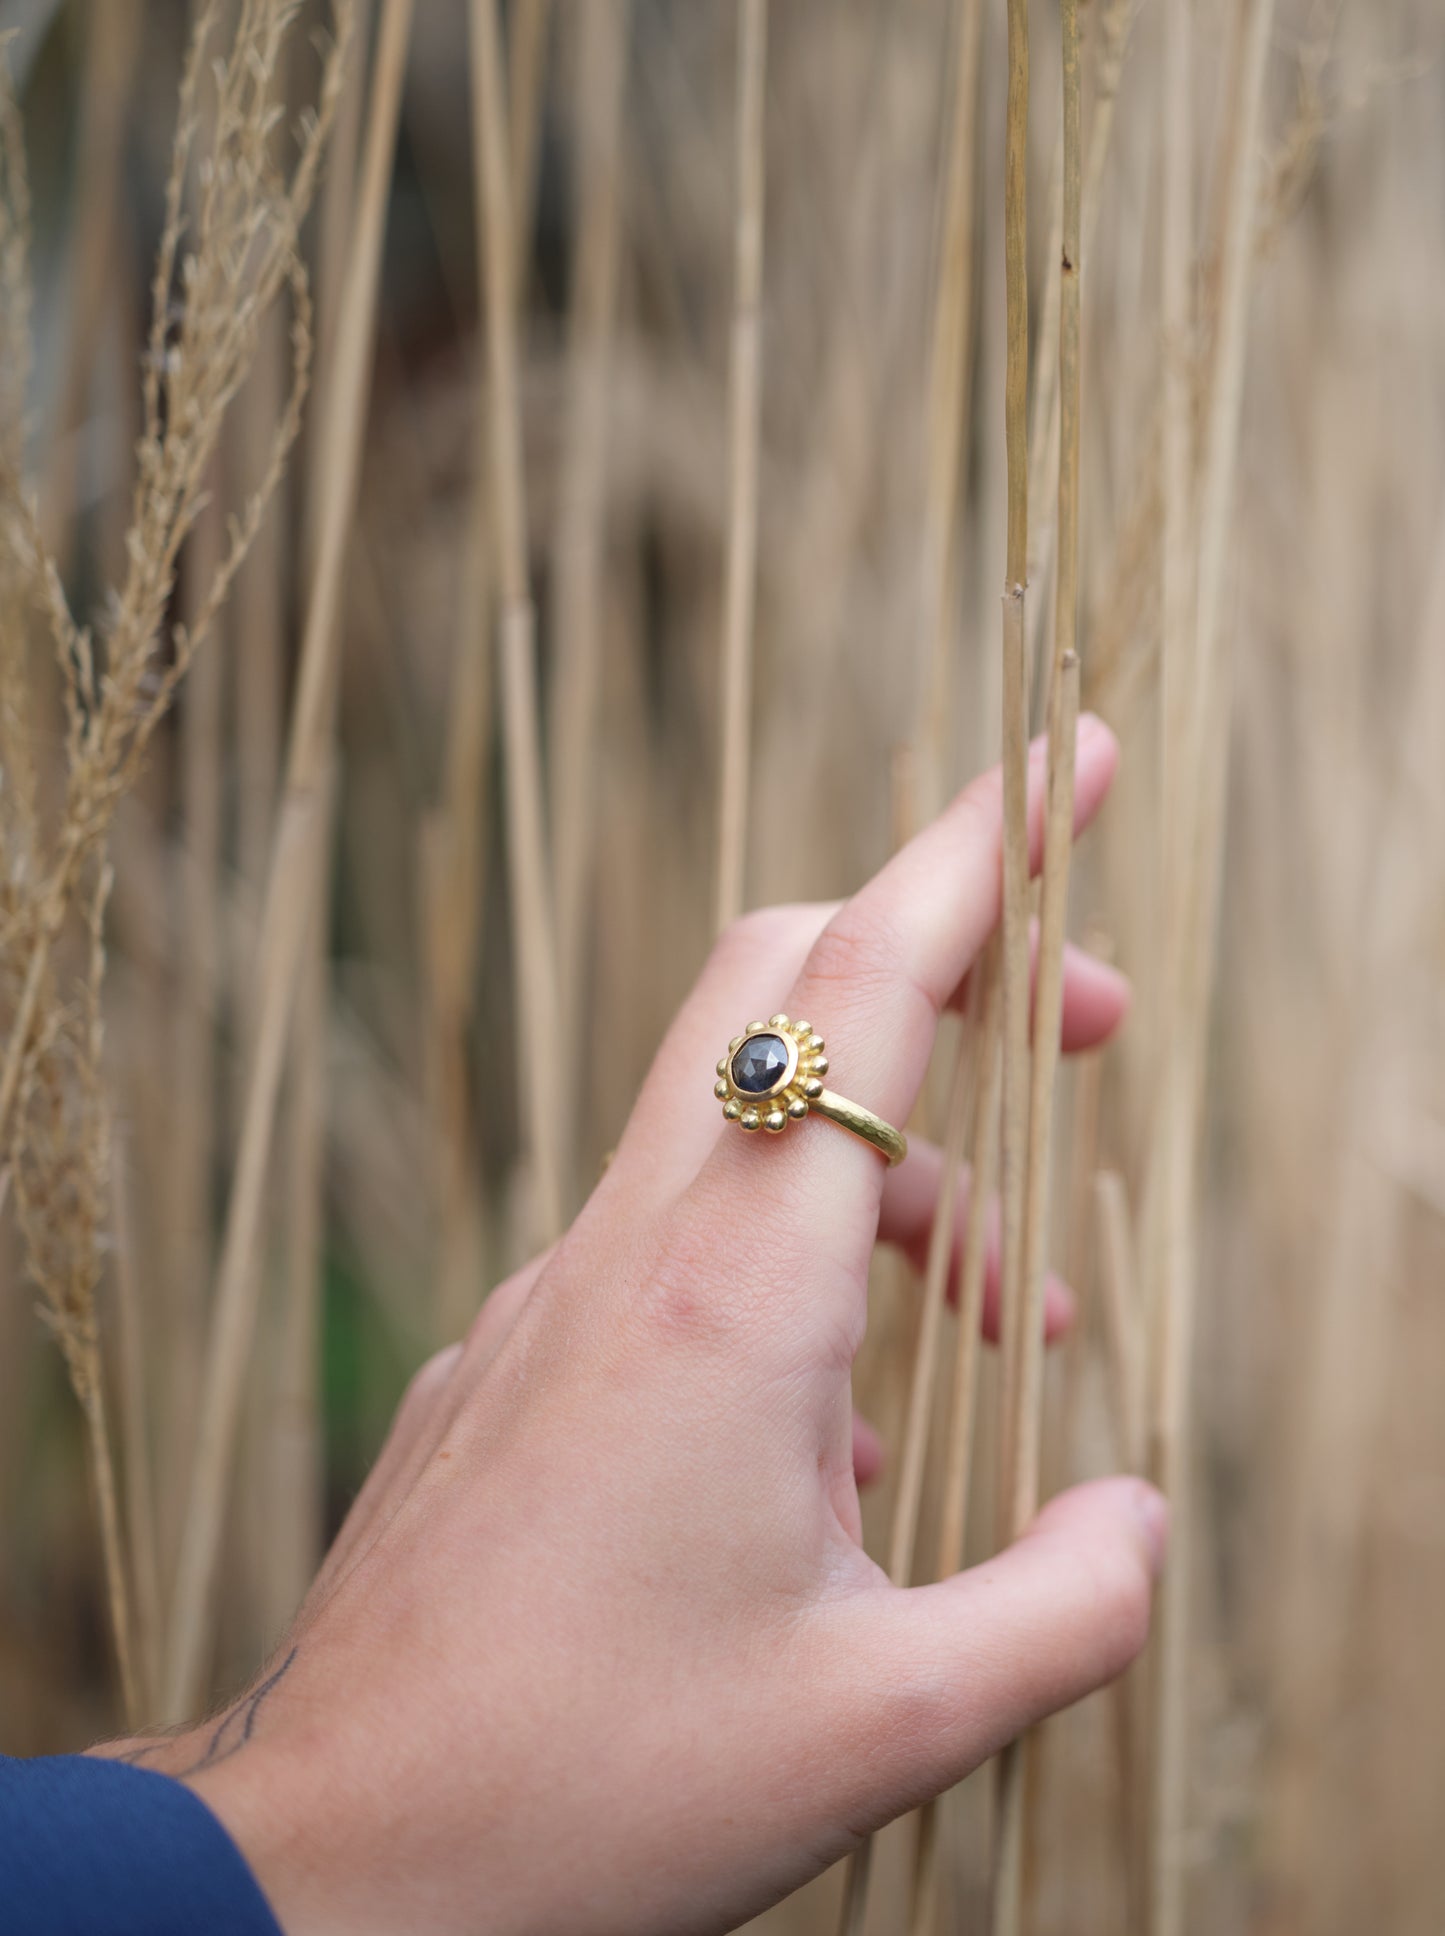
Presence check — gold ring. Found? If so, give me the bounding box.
[713,1016,908,1167]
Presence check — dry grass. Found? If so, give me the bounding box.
[4,3,1445,1933]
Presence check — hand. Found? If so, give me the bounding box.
[101,714,1164,1936]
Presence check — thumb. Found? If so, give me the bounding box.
[813,1478,1167,1829]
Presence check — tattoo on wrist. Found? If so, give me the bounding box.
[117,1646,299,1775]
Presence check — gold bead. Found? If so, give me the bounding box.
[723,1100,741,1121]
[714,1078,730,1100]
[811,1055,829,1077]
[787,1097,808,1119]
[741,1107,761,1131]
[728,1035,744,1053]
[768,1013,790,1030]
[803,1077,823,1099]
[793,1019,812,1038]
[808,1034,825,1053]
[745,1020,767,1036]
[763,1110,786,1133]
[716,1057,729,1076]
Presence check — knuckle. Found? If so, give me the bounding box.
[399,1343,460,1421]
[624,1200,750,1356]
[801,911,899,1000]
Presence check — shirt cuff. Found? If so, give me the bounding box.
[0,1751,284,1936]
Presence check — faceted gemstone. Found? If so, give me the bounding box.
[731,1032,789,1094]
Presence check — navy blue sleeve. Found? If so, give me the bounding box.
[0,1752,283,1936]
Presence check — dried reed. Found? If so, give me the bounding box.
[712,0,768,936]
[468,0,563,1243]
[2,0,353,1728]
[550,0,628,1085]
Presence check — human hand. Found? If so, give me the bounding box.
[103,715,1164,1935]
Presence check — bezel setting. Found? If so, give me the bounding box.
[714,1015,830,1136]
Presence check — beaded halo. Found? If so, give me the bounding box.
[714,1015,828,1136]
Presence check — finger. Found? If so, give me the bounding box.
[690,719,1119,1313]
[812,1477,1166,1830]
[1053,941,1130,1051]
[304,1251,552,1622]
[876,1140,1075,1341]
[852,1412,884,1489]
[460,1246,555,1373]
[303,1342,463,1612]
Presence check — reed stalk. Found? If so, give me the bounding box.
[468,0,563,1244]
[915,0,985,815]
[712,0,768,936]
[837,1013,980,1934]
[1023,0,1132,691]
[994,0,1082,1921]
[550,0,628,1088]
[910,959,1003,1936]
[110,1135,162,1713]
[167,482,224,1542]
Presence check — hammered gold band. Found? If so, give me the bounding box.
[806,1088,908,1166]
[713,1016,908,1167]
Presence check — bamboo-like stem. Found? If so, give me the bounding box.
[1008,0,1083,1526]
[995,0,1083,1922]
[234,322,287,925]
[269,790,332,1635]
[837,1015,980,1935]
[1047,1019,1106,1492]
[165,484,224,1558]
[164,0,414,1722]
[1009,656,1079,1535]
[550,0,628,1087]
[1148,1,1275,1929]
[994,0,1033,1552]
[84,1374,140,1728]
[915,0,986,815]
[1023,0,1132,694]
[468,0,564,1244]
[891,1038,979,1590]
[909,960,1003,1936]
[112,1135,162,1716]
[712,0,768,936]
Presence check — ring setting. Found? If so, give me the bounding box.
[714,1016,907,1166]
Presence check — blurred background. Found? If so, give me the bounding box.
[1,1,1444,1932]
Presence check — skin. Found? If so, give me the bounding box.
[94,714,1166,1936]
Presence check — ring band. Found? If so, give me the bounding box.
[714,1016,908,1167]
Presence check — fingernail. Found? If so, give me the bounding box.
[1080,953,1133,1013]
[1133,1484,1170,1577]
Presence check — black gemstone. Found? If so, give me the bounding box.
[731,1033,789,1094]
